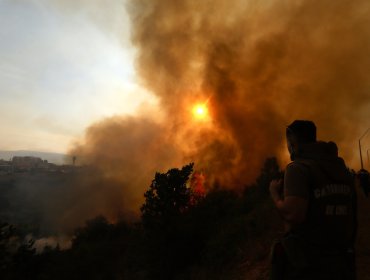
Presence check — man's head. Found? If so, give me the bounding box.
[286,120,317,160]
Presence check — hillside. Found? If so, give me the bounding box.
[0,159,369,279]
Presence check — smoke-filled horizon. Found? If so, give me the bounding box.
[64,0,370,231]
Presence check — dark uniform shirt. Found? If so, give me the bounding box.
[280,141,357,280]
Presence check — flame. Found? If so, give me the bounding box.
[191,171,206,194]
[190,171,206,205]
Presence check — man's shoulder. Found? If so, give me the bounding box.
[284,162,311,198]
[286,160,312,173]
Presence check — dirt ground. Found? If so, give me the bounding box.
[355,186,370,279]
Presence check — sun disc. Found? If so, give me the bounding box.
[192,104,208,119]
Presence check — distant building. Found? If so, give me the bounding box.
[0,156,78,175]
[12,156,47,171]
[0,159,12,174]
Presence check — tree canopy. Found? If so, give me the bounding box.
[141,163,194,226]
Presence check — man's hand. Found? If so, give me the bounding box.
[269,179,283,203]
[270,178,308,225]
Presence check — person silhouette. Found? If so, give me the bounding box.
[270,120,357,280]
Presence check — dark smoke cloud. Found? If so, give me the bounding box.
[67,0,370,225]
[127,0,370,169]
[69,115,185,218]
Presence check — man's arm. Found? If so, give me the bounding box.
[270,179,308,225]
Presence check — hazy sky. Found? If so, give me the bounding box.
[0,0,155,153]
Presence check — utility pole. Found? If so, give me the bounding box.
[359,128,370,170]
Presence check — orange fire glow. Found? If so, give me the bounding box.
[190,171,206,205]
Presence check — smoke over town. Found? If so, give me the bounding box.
[65,0,370,225]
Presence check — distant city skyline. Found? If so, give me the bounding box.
[0,0,156,153]
[0,149,67,165]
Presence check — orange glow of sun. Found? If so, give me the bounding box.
[192,104,208,119]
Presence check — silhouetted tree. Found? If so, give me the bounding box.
[141,163,194,226]
[0,222,14,276]
[0,221,37,280]
[140,163,195,279]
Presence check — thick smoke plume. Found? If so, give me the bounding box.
[68,0,370,224]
